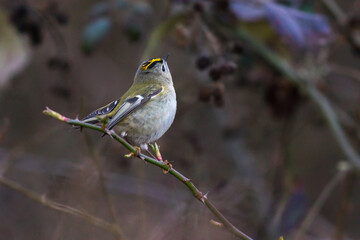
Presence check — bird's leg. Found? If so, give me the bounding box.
[99,116,109,130]
[104,129,116,139]
[145,145,157,160]
[150,143,172,174]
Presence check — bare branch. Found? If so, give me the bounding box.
[294,163,351,240]
[43,107,254,240]
[0,176,122,236]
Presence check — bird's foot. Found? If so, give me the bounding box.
[104,129,115,138]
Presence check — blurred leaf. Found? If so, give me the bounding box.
[264,2,332,49]
[0,8,29,88]
[229,1,331,49]
[82,17,112,54]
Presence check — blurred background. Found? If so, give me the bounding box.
[0,0,360,239]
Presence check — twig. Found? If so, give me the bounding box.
[333,170,357,240]
[43,107,254,240]
[294,163,350,240]
[321,0,360,51]
[83,133,126,240]
[204,196,253,239]
[0,176,120,235]
[321,0,347,25]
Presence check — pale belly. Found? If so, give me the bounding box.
[115,89,176,146]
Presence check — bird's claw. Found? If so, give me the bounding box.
[104,129,115,138]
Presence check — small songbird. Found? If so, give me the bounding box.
[81,55,176,153]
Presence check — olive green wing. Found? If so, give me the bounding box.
[81,98,121,124]
[81,86,163,129]
[106,87,163,130]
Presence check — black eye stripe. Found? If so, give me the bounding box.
[147,61,158,69]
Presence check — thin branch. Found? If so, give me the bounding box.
[306,85,360,170]
[0,176,120,236]
[321,0,360,51]
[294,165,350,240]
[333,170,357,240]
[321,0,347,25]
[83,132,126,240]
[43,107,254,240]
[204,196,253,240]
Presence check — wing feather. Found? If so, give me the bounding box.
[106,87,163,130]
[81,99,121,123]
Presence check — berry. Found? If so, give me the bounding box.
[209,66,222,81]
[196,55,212,70]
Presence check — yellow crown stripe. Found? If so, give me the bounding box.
[141,58,162,70]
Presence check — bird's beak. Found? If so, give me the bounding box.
[164,53,170,61]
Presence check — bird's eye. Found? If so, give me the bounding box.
[162,65,165,72]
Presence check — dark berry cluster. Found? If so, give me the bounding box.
[195,42,243,82]
[10,4,42,46]
[196,55,238,81]
[264,78,301,119]
[9,2,68,46]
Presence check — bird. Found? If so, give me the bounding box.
[81,55,176,157]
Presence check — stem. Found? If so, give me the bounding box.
[321,0,347,25]
[43,107,254,240]
[83,133,126,240]
[0,176,120,236]
[204,198,253,240]
[321,0,360,52]
[294,168,348,240]
[333,171,357,240]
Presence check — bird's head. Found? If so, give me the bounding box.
[134,54,172,85]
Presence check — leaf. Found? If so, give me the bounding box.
[264,2,332,49]
[82,17,112,53]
